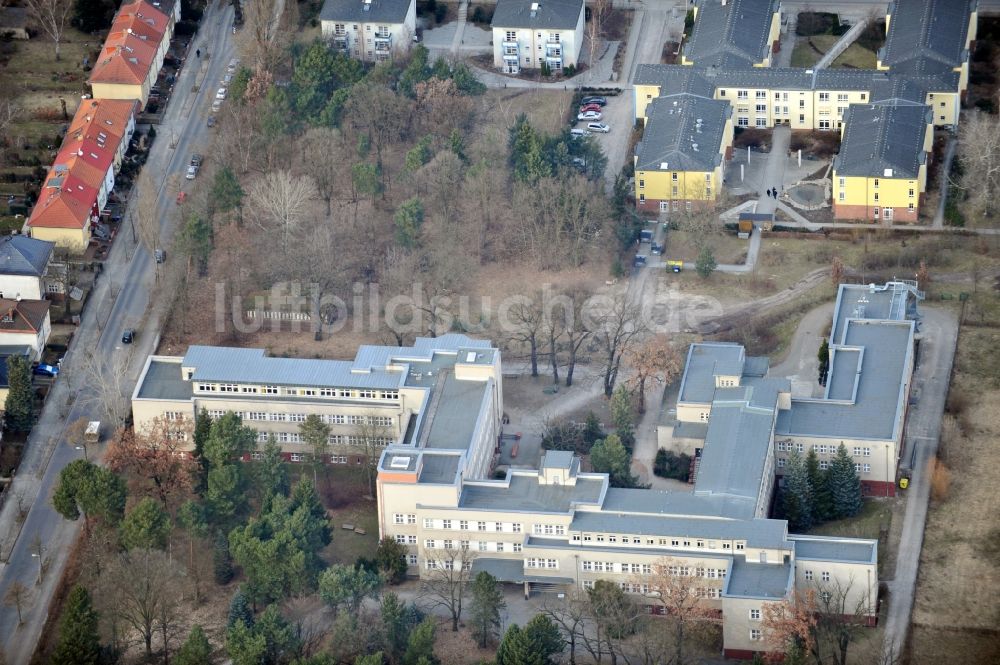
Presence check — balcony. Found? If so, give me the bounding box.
[374,32,392,42]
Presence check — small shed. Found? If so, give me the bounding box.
[737,212,773,239]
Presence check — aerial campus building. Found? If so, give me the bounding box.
[632,0,978,221]
[129,281,921,658]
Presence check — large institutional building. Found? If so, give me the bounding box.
[633,0,977,221]
[130,281,921,658]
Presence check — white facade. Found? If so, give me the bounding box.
[0,274,46,301]
[492,6,585,73]
[320,0,416,62]
[0,311,51,361]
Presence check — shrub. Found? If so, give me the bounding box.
[654,449,691,481]
[434,3,447,23]
[929,457,951,502]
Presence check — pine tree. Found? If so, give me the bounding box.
[817,339,830,386]
[4,355,34,432]
[828,444,863,518]
[214,530,234,584]
[228,588,254,629]
[609,385,635,451]
[174,625,212,665]
[782,449,814,531]
[805,449,833,522]
[51,586,100,665]
[469,572,506,648]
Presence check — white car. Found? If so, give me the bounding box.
[227,58,239,73]
[587,122,610,133]
[185,165,198,179]
[570,128,588,138]
[215,87,227,100]
[211,99,223,112]
[577,111,602,121]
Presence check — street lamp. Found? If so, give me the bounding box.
[31,549,43,585]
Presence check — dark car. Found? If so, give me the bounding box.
[122,329,135,344]
[154,249,166,263]
[207,116,216,128]
[581,96,607,106]
[33,363,59,377]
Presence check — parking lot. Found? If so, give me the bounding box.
[575,92,635,186]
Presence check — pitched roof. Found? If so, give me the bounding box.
[66,98,138,144]
[89,0,169,86]
[634,94,730,173]
[684,0,778,66]
[834,103,930,179]
[634,64,716,98]
[319,0,413,24]
[491,0,584,30]
[880,0,973,70]
[26,181,95,230]
[0,299,50,334]
[0,236,54,277]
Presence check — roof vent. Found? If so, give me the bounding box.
[660,161,669,169]
[883,168,893,177]
[389,456,409,469]
[530,2,539,17]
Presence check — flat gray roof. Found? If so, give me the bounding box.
[525,536,735,561]
[694,396,775,503]
[777,320,913,440]
[491,0,583,30]
[418,454,462,484]
[826,347,860,401]
[458,473,605,513]
[678,343,745,404]
[136,359,193,400]
[725,557,792,599]
[672,421,708,441]
[422,373,490,450]
[602,487,757,521]
[635,94,730,173]
[633,64,716,97]
[472,557,574,585]
[570,512,789,550]
[542,450,575,470]
[684,0,777,66]
[834,103,930,179]
[831,282,918,344]
[791,536,877,564]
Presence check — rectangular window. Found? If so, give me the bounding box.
[737,90,748,100]
[863,464,871,473]
[738,116,749,127]
[478,522,487,531]
[820,460,829,470]
[756,118,767,128]
[799,99,806,109]
[805,570,813,581]
[749,609,761,620]
[750,629,762,641]
[394,514,405,524]
[408,555,418,565]
[756,90,766,99]
[442,520,452,530]
[638,179,644,189]
[822,571,831,582]
[799,114,805,124]
[819,93,830,102]
[736,542,745,551]
[837,93,848,102]
[407,514,416,524]
[777,458,786,469]
[755,104,766,114]
[459,521,468,530]
[513,543,522,552]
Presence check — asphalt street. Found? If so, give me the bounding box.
[0,4,236,662]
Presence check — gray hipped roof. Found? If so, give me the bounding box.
[684,0,778,66]
[635,94,730,173]
[491,0,584,30]
[0,235,54,277]
[834,103,930,179]
[319,0,412,24]
[880,0,973,70]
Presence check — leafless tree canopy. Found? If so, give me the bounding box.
[420,547,477,632]
[24,0,73,60]
[956,109,1000,221]
[246,170,318,249]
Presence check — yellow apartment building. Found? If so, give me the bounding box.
[633,93,733,212]
[681,0,781,69]
[832,103,933,223]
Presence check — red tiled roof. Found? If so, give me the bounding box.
[88,0,170,87]
[0,298,50,334]
[27,181,96,230]
[66,98,138,143]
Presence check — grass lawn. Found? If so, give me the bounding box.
[790,34,876,70]
[663,229,748,265]
[831,43,877,69]
[311,467,381,565]
[470,88,573,157]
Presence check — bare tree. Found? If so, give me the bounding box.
[79,348,133,427]
[99,549,185,660]
[540,589,591,665]
[246,170,318,250]
[24,0,73,61]
[503,293,544,377]
[645,558,724,665]
[298,127,346,217]
[674,207,721,249]
[3,581,29,625]
[241,0,281,70]
[420,547,476,632]
[561,286,594,387]
[624,335,683,413]
[955,109,1000,221]
[351,414,392,498]
[593,286,646,397]
[812,577,874,665]
[134,171,161,268]
[586,0,610,68]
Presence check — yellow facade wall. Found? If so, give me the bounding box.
[89,81,149,107]
[29,226,90,252]
[635,166,722,207]
[833,172,923,210]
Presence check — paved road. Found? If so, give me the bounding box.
[0,4,236,662]
[768,302,835,398]
[881,306,958,662]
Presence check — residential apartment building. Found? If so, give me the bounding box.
[0,298,52,362]
[631,0,975,220]
[320,0,416,63]
[88,0,174,106]
[832,103,933,223]
[27,98,138,251]
[681,0,782,69]
[131,335,502,468]
[490,0,585,74]
[0,235,55,301]
[374,321,880,659]
[633,92,733,212]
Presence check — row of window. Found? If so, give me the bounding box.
[422,518,523,533]
[776,457,872,473]
[248,451,352,464]
[574,533,743,552]
[503,30,562,42]
[425,559,473,571]
[525,558,558,570]
[424,539,523,553]
[195,383,398,401]
[804,570,831,582]
[240,412,394,426]
[253,430,392,447]
[777,442,873,457]
[729,90,859,103]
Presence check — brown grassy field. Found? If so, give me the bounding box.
[908,319,1000,664]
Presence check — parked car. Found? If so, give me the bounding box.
[651,242,663,255]
[579,103,602,114]
[211,99,223,112]
[33,363,59,377]
[176,191,187,205]
[215,87,227,100]
[227,59,239,74]
[581,96,607,106]
[186,165,198,179]
[222,73,233,85]
[570,128,588,138]
[577,111,602,121]
[587,122,610,133]
[191,154,203,166]
[207,116,216,128]
[121,329,135,344]
[154,248,166,263]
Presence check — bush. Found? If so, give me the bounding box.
[654,449,691,481]
[434,3,447,23]
[929,457,951,501]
